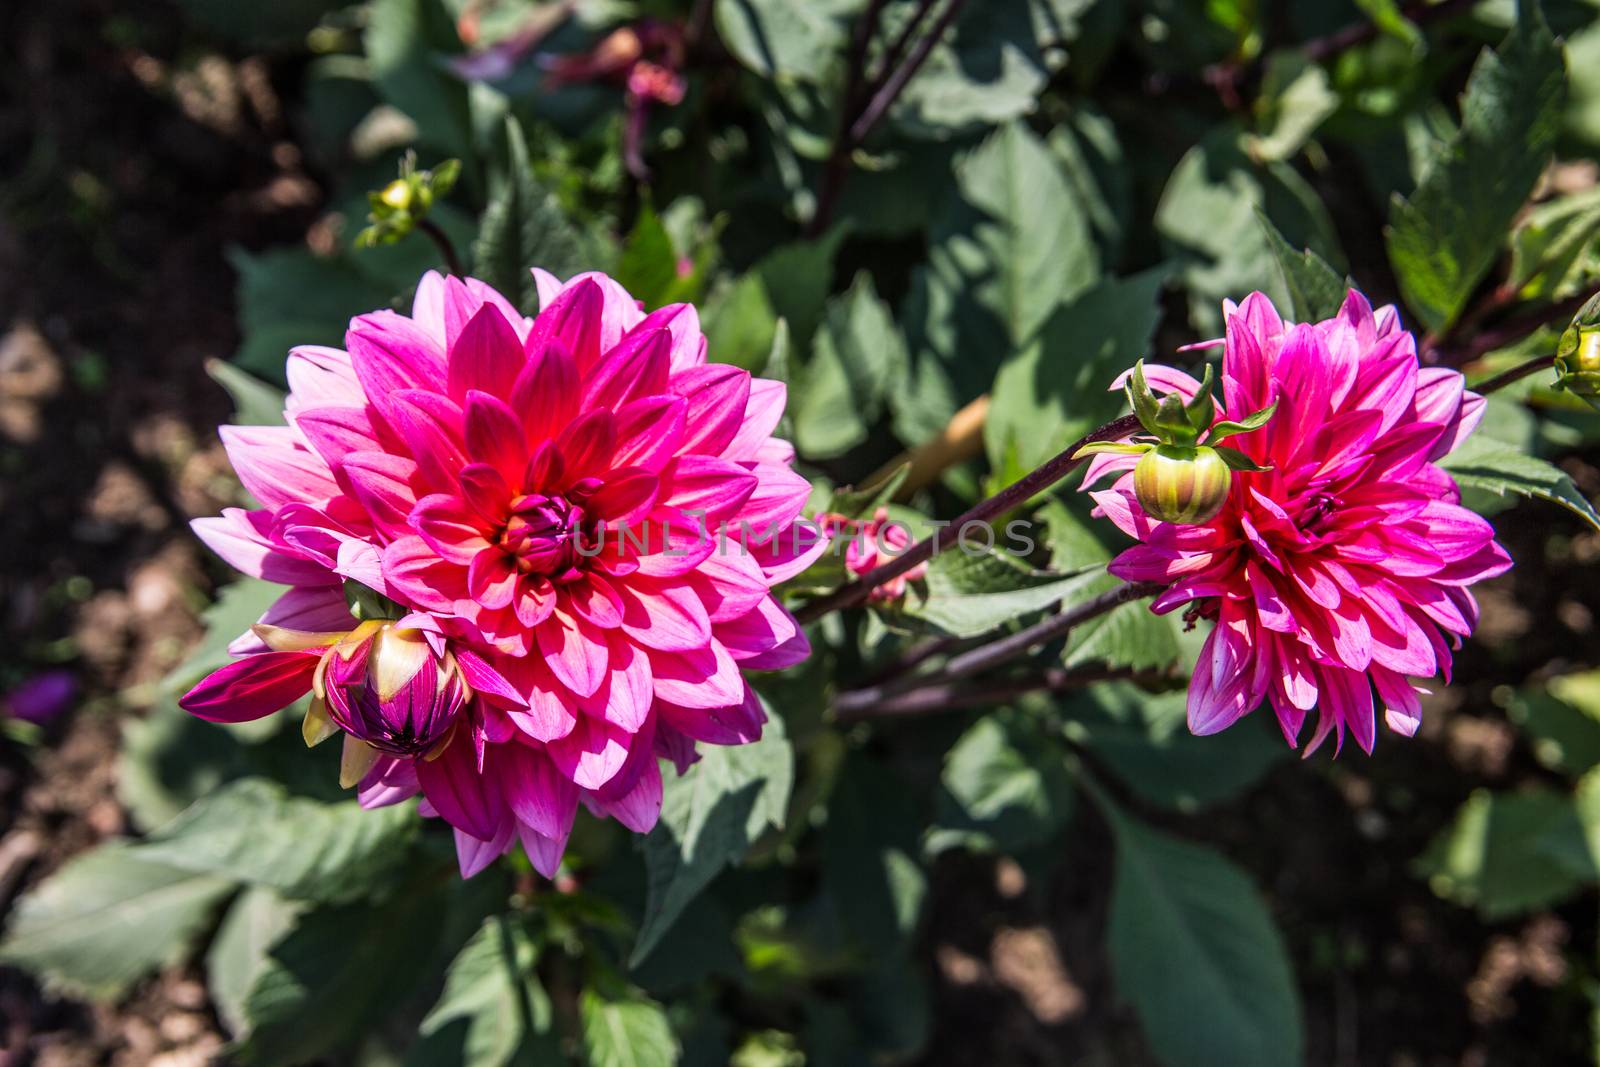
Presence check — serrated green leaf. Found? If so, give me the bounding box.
[134,778,419,904]
[580,982,680,1067]
[473,119,595,315]
[237,876,455,1067]
[0,844,234,999]
[1257,209,1349,321]
[713,0,859,84]
[632,712,793,966]
[407,915,558,1067]
[207,887,304,1037]
[1065,683,1286,813]
[1058,574,1179,672]
[1386,1,1567,332]
[1439,434,1600,531]
[902,551,1099,638]
[1248,52,1338,163]
[792,272,907,459]
[1415,787,1597,918]
[928,712,1076,855]
[985,268,1166,472]
[1104,804,1303,1067]
[1509,187,1600,301]
[753,228,848,352]
[1156,125,1341,336]
[822,752,927,958]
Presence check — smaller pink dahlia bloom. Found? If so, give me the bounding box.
[1085,290,1510,754]
[817,507,926,602]
[181,267,823,878]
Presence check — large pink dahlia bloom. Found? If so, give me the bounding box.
[181,268,823,876]
[1085,290,1510,754]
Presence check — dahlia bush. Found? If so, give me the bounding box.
[5,1,1600,1065]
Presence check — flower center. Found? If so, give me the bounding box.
[499,494,583,579]
[1300,491,1341,534]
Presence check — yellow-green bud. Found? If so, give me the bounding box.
[1133,444,1233,525]
[379,179,413,211]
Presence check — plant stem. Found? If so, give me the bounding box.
[806,0,964,237]
[794,412,1144,624]
[417,218,464,277]
[831,580,1163,717]
[834,664,1154,721]
[1471,353,1558,395]
[848,0,965,145]
[1431,291,1589,369]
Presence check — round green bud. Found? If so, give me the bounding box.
[379,179,413,211]
[1133,444,1233,525]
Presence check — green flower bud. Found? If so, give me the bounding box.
[1133,444,1233,525]
[379,178,414,211]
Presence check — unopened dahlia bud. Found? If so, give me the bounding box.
[1075,359,1275,526]
[1556,293,1600,408]
[1133,445,1233,525]
[319,622,466,758]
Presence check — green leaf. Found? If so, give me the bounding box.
[133,778,419,905]
[1257,209,1349,322]
[1508,187,1600,301]
[1156,125,1341,336]
[753,228,849,352]
[366,0,474,163]
[889,0,1089,138]
[1386,1,1567,332]
[822,752,927,959]
[1439,434,1600,531]
[702,274,780,373]
[937,121,1099,350]
[207,887,304,1037]
[1103,804,1303,1067]
[928,712,1077,855]
[237,876,455,1067]
[407,915,558,1067]
[1415,787,1597,918]
[473,119,596,315]
[228,247,399,384]
[632,712,793,966]
[207,360,287,427]
[162,578,279,700]
[1354,0,1421,46]
[1248,52,1339,163]
[1065,683,1286,813]
[714,0,859,83]
[792,272,908,459]
[616,203,696,311]
[580,981,680,1067]
[1505,681,1600,776]
[1059,574,1179,672]
[0,844,234,999]
[985,268,1166,472]
[902,551,1097,638]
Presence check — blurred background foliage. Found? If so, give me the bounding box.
[5,0,1600,1064]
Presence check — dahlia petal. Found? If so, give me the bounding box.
[555,409,616,482]
[718,597,811,670]
[660,456,762,527]
[632,303,705,373]
[293,406,383,469]
[454,820,515,878]
[411,493,494,564]
[743,523,831,584]
[511,339,580,446]
[500,743,579,840]
[547,714,630,790]
[1372,666,1423,737]
[179,651,319,723]
[1324,666,1376,755]
[1109,363,1204,400]
[416,733,504,840]
[527,278,604,372]
[467,551,519,610]
[651,641,743,708]
[341,451,421,538]
[285,345,363,411]
[537,608,608,698]
[346,309,446,402]
[660,684,766,745]
[357,756,421,809]
[388,390,468,492]
[610,395,688,473]
[229,584,353,655]
[464,390,531,486]
[220,426,340,510]
[723,378,787,462]
[733,463,813,543]
[381,535,466,612]
[448,304,526,402]
[671,364,750,455]
[1432,390,1486,461]
[581,326,671,412]
[586,468,660,526]
[191,509,329,586]
[690,550,770,623]
[617,577,712,652]
[518,824,569,879]
[592,633,653,732]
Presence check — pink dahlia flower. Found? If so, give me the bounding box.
[181,268,823,877]
[1084,290,1510,754]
